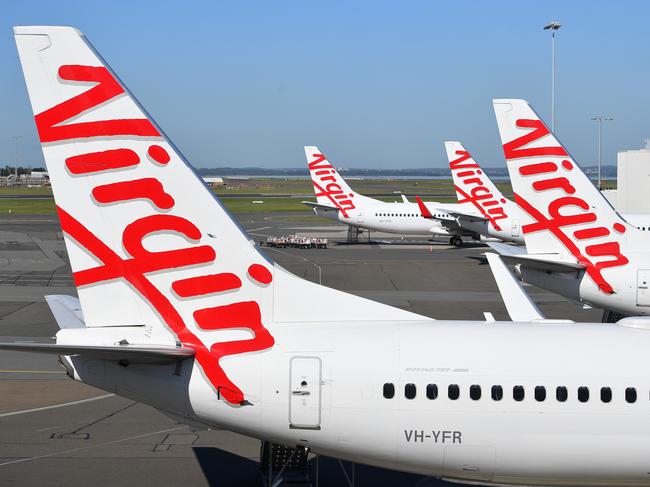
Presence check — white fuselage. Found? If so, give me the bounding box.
[316,200,524,242]
[315,201,468,237]
[66,320,650,486]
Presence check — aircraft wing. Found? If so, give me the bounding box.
[485,253,545,321]
[416,196,485,223]
[0,341,195,363]
[447,211,488,223]
[487,242,584,273]
[416,196,480,234]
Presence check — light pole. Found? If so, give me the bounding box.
[591,116,614,190]
[11,135,22,181]
[544,21,562,132]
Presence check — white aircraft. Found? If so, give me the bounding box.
[491,98,650,320]
[422,141,525,245]
[10,26,650,486]
[303,146,477,246]
[447,138,650,258]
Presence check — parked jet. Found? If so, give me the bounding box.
[448,139,650,252]
[419,141,525,245]
[303,146,476,245]
[492,98,650,320]
[11,26,650,486]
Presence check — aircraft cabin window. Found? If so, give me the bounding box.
[534,386,546,402]
[578,386,590,403]
[601,387,612,403]
[448,384,460,400]
[470,384,481,400]
[405,383,416,400]
[383,383,395,399]
[556,386,568,402]
[426,384,438,400]
[513,385,525,401]
[626,387,637,403]
[491,385,503,401]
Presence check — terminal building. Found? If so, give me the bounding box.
[604,140,650,214]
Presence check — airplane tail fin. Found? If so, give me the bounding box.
[304,146,373,218]
[444,141,510,231]
[15,26,426,405]
[493,99,633,294]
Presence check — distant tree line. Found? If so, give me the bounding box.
[0,166,46,177]
[195,165,617,178]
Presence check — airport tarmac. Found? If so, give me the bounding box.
[0,213,602,487]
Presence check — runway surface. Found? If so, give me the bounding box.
[0,213,602,486]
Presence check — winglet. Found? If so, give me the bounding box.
[416,196,433,219]
[401,194,410,204]
[485,253,545,321]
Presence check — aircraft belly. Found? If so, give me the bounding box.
[580,279,643,317]
[489,412,650,485]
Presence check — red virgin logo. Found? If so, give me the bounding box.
[505,119,628,295]
[309,154,355,218]
[450,150,507,231]
[40,65,275,405]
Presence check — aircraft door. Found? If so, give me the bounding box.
[289,356,322,430]
[637,270,650,306]
[511,219,520,238]
[357,211,364,224]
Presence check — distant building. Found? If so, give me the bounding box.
[604,140,650,213]
[29,170,48,179]
[202,176,224,188]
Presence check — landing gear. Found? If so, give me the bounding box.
[602,309,627,323]
[450,236,463,247]
[259,441,311,486]
[346,225,370,244]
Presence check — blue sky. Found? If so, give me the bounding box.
[0,0,648,169]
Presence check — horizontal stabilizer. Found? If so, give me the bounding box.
[501,254,584,274]
[45,295,85,329]
[302,201,338,212]
[485,253,545,321]
[0,341,194,363]
[486,242,581,272]
[448,211,488,223]
[486,241,526,256]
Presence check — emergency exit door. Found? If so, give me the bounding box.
[637,270,650,306]
[289,356,322,430]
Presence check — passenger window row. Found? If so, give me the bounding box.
[375,213,420,217]
[375,213,446,218]
[383,383,639,403]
